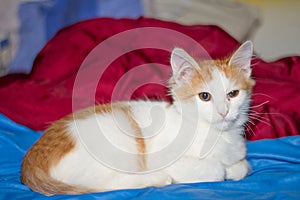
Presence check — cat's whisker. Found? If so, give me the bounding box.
[248,101,269,109]
[246,118,256,126]
[248,112,270,119]
[246,127,255,137]
[252,93,276,101]
[248,115,271,125]
[247,107,282,129]
[237,110,270,134]
[254,111,282,116]
[240,109,273,128]
[248,116,272,128]
[249,111,282,119]
[240,110,269,120]
[243,123,256,137]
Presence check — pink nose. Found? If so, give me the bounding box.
[218,110,229,118]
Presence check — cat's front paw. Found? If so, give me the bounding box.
[144,172,173,187]
[167,158,226,183]
[154,173,173,186]
[226,159,250,181]
[196,159,225,182]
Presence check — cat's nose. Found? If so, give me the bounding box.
[216,104,229,119]
[218,110,229,119]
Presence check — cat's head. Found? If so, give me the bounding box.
[169,41,255,131]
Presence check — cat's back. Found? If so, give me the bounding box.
[21,100,173,194]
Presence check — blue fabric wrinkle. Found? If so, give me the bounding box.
[0,113,299,199]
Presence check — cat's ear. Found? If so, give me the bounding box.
[170,48,198,84]
[229,41,253,77]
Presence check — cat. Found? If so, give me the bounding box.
[21,41,255,196]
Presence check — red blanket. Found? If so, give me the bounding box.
[0,17,299,140]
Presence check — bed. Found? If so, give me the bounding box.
[1,17,300,199]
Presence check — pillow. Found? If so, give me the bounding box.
[0,0,19,76]
[5,0,143,76]
[143,0,260,41]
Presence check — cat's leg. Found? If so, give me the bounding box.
[165,156,225,183]
[102,171,172,191]
[225,159,250,181]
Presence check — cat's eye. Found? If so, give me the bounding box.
[199,92,211,102]
[228,90,239,98]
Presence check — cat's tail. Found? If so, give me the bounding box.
[21,162,96,196]
[20,117,98,196]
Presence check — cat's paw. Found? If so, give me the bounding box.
[226,159,250,181]
[153,173,173,186]
[195,159,225,182]
[142,172,173,187]
[167,157,226,183]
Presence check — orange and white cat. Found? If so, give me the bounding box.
[21,41,255,196]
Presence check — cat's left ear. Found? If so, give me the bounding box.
[229,41,253,77]
[170,48,199,85]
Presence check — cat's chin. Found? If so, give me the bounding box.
[214,122,231,131]
[212,119,238,131]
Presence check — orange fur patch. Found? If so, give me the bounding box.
[21,102,147,195]
[216,58,255,90]
[73,103,147,170]
[119,106,147,171]
[170,63,213,100]
[21,117,84,195]
[170,58,255,100]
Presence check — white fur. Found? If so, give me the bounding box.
[50,96,249,191]
[50,42,253,192]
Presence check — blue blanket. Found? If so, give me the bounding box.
[1,113,299,199]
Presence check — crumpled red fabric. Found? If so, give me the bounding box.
[0,17,299,140]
